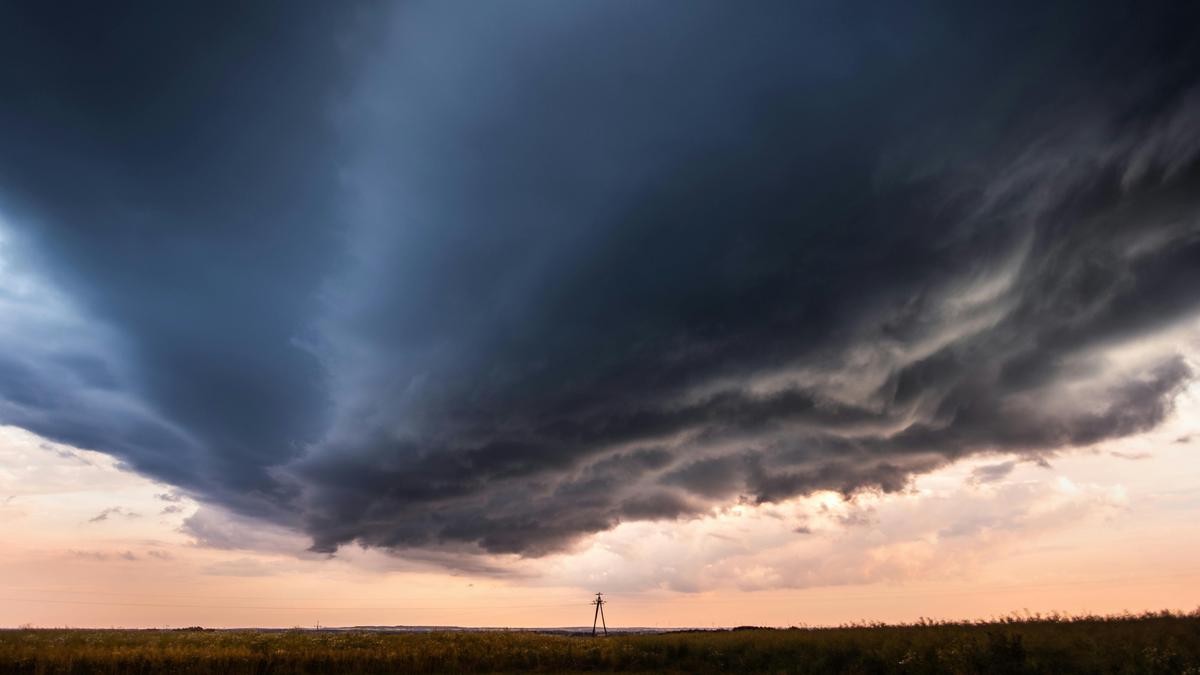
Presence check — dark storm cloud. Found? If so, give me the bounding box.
[1,1,1199,561]
[0,1,367,516]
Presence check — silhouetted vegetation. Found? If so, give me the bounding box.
[2,610,1198,673]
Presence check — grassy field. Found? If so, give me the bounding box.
[2,612,1198,674]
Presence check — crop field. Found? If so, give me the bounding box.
[2,612,1198,674]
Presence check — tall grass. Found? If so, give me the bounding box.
[2,610,1198,674]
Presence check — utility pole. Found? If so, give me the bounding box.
[591,592,608,637]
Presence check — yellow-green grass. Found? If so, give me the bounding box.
[2,612,1198,674]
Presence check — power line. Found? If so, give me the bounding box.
[0,584,621,606]
[0,597,590,612]
[605,570,1200,606]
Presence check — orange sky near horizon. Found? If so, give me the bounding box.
[2,375,1198,629]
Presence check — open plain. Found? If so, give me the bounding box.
[2,612,1198,674]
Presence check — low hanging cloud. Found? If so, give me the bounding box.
[0,2,1198,565]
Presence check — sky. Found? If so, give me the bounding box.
[0,1,1199,628]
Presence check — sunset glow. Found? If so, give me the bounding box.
[1,2,1199,632]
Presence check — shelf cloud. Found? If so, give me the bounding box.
[0,1,1198,562]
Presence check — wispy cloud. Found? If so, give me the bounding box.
[87,507,141,524]
[65,549,139,562]
[1110,451,1154,461]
